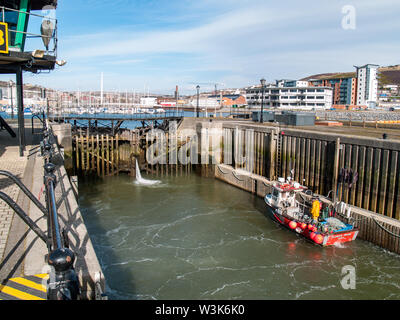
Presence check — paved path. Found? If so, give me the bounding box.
[0,119,106,299]
[0,148,28,261]
[0,119,42,281]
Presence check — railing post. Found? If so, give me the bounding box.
[16,65,25,156]
[44,161,80,300]
[47,246,79,300]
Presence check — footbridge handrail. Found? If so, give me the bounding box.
[0,170,48,216]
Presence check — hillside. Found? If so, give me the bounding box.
[300,65,400,86]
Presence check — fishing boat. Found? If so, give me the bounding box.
[264,178,359,246]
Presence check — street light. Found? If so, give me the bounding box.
[260,78,266,123]
[196,85,200,118]
[9,80,14,119]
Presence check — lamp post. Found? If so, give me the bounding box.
[9,80,14,119]
[196,85,200,118]
[260,78,266,123]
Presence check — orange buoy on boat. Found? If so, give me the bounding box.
[314,234,324,244]
[300,223,307,230]
[289,221,297,229]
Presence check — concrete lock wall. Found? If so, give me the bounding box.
[209,121,400,255]
[220,122,400,221]
[52,123,73,172]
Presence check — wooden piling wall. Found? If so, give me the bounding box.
[215,163,400,255]
[222,123,400,222]
[72,133,136,177]
[72,131,193,178]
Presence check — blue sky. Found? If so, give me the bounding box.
[3,0,400,95]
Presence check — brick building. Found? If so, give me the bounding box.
[208,94,246,107]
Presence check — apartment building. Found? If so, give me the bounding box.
[309,76,357,106]
[355,64,379,106]
[246,80,333,110]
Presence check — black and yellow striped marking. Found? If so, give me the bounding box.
[0,274,48,300]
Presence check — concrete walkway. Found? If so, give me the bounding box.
[0,119,105,299]
[0,119,40,280]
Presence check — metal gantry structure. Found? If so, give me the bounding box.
[0,1,59,156]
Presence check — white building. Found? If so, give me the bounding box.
[189,98,220,109]
[246,85,333,110]
[355,64,379,107]
[0,82,17,107]
[281,80,309,88]
[140,97,157,106]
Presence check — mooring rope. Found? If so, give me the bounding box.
[371,216,400,239]
[232,170,245,181]
[217,165,229,175]
[333,207,399,237]
[299,193,309,203]
[334,210,368,223]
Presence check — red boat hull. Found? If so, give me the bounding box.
[266,205,358,246]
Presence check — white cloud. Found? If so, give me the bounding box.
[20,0,400,93]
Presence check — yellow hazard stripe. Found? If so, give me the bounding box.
[0,284,45,300]
[34,274,49,279]
[9,277,47,293]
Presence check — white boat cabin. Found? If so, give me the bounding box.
[266,178,306,214]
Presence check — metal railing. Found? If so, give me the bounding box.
[49,110,185,121]
[0,6,57,55]
[0,123,80,299]
[41,123,80,300]
[43,122,108,300]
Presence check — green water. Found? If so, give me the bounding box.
[78,173,400,300]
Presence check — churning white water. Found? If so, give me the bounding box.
[135,159,161,185]
[79,174,400,300]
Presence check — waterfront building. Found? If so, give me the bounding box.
[302,64,379,108]
[282,80,309,88]
[140,97,158,106]
[245,82,333,110]
[308,76,357,106]
[207,94,247,108]
[378,85,400,102]
[354,64,379,107]
[189,97,220,109]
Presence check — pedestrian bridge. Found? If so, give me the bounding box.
[49,111,185,123]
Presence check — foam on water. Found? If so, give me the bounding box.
[332,242,347,249]
[78,173,400,300]
[134,159,161,186]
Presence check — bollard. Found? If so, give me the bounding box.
[43,143,53,162]
[47,248,80,300]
